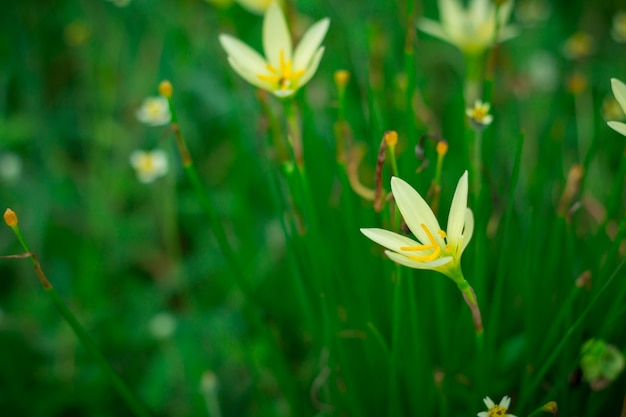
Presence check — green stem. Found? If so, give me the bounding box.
[7,224,151,417]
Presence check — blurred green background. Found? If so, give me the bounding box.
[1,0,625,416]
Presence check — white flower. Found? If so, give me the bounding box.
[417,0,517,56]
[235,0,283,14]
[612,11,626,43]
[130,150,169,183]
[219,2,330,98]
[136,96,171,126]
[466,99,493,127]
[477,396,516,417]
[0,152,23,184]
[608,78,626,137]
[361,171,473,283]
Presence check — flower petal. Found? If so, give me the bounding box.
[447,170,469,247]
[608,121,626,136]
[219,34,270,77]
[461,208,474,254]
[499,395,511,408]
[391,176,445,249]
[293,17,330,71]
[227,56,275,92]
[361,228,421,254]
[416,19,451,43]
[385,250,452,270]
[483,397,495,408]
[295,46,325,90]
[611,78,626,113]
[263,2,292,68]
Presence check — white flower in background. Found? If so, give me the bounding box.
[477,396,516,417]
[361,171,473,283]
[136,97,171,126]
[612,11,626,43]
[235,0,283,14]
[0,152,23,184]
[515,0,551,26]
[219,2,330,98]
[148,312,177,340]
[608,78,626,137]
[526,51,559,92]
[130,150,169,183]
[417,0,517,56]
[466,99,493,128]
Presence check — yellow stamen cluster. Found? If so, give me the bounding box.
[486,404,508,417]
[257,50,305,91]
[400,223,448,262]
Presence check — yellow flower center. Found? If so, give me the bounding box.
[147,101,164,117]
[470,106,488,123]
[400,223,448,262]
[257,49,306,91]
[138,156,155,172]
[487,405,508,417]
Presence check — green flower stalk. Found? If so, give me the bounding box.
[2,209,152,417]
[361,171,483,334]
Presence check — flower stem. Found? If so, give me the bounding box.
[456,279,484,339]
[3,218,152,417]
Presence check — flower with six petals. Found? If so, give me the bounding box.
[219,2,329,98]
[361,171,473,284]
[477,396,516,417]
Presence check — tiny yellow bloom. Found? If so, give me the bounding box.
[608,78,626,137]
[219,2,330,98]
[477,396,516,417]
[417,0,517,56]
[136,97,172,126]
[466,100,493,128]
[3,208,18,227]
[361,171,473,283]
[130,150,169,183]
[562,31,594,60]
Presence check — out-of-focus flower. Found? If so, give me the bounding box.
[566,72,587,95]
[466,100,493,128]
[612,11,626,43]
[562,32,594,60]
[64,21,91,47]
[235,0,283,14]
[515,0,551,26]
[0,152,23,184]
[219,2,330,98]
[361,171,473,283]
[148,312,177,340]
[608,78,626,137]
[602,95,625,122]
[580,338,625,391]
[105,0,131,7]
[136,97,172,126]
[526,51,559,92]
[417,0,517,56]
[477,396,516,417]
[130,150,169,183]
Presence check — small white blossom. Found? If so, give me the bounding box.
[466,100,493,128]
[477,396,516,417]
[130,150,169,183]
[136,97,171,126]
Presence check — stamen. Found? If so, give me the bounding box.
[399,224,444,262]
[256,49,306,90]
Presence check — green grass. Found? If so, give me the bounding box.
[1,0,625,416]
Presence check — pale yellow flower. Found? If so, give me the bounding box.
[477,396,516,417]
[130,150,168,183]
[361,171,473,283]
[466,100,493,127]
[136,97,171,126]
[612,11,626,43]
[608,78,626,137]
[235,0,283,14]
[562,32,594,60]
[417,0,517,56]
[219,2,329,98]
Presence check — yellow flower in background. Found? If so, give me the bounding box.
[361,171,473,283]
[612,11,626,43]
[219,2,330,98]
[417,0,517,56]
[466,99,493,128]
[130,150,169,183]
[608,78,626,137]
[562,32,594,60]
[477,396,516,417]
[136,97,172,126]
[235,0,283,14]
